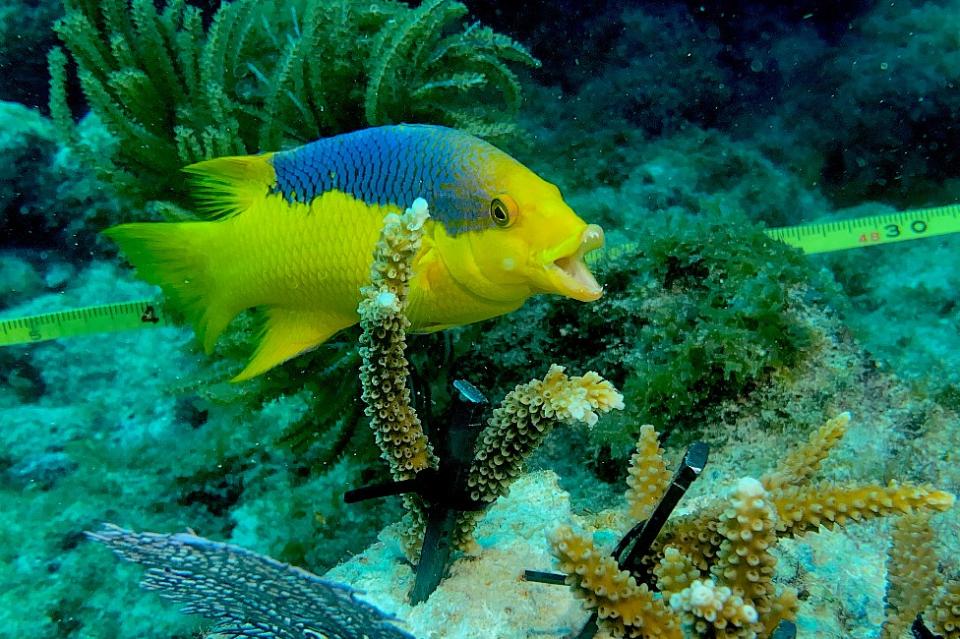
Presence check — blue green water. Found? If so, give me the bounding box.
[1,1,958,638]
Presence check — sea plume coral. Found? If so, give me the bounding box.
[87,524,413,639]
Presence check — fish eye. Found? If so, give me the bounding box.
[490,196,516,227]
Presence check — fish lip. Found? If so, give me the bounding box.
[542,224,605,302]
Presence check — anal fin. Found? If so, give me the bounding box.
[232,308,354,382]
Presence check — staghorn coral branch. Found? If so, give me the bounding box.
[625,424,672,523]
[882,512,960,639]
[773,480,955,537]
[357,197,438,556]
[761,412,849,493]
[454,364,624,552]
[669,578,759,638]
[550,525,682,639]
[466,364,624,505]
[929,581,960,639]
[358,197,437,481]
[654,547,700,597]
[712,478,777,633]
[882,512,942,639]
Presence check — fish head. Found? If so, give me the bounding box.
[430,144,605,307]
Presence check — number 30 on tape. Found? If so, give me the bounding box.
[766,204,960,254]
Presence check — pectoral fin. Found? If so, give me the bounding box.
[232,308,355,382]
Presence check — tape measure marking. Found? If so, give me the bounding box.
[0,300,172,347]
[2,204,959,347]
[766,204,960,254]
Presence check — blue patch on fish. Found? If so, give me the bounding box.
[269,124,495,231]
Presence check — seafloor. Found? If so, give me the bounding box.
[1,1,959,638]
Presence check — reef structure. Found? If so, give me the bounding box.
[550,414,956,638]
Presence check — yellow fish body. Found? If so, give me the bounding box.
[106,124,604,381]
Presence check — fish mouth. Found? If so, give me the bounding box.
[542,224,605,302]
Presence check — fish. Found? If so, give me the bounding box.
[105,124,605,381]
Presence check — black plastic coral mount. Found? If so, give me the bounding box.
[522,441,709,639]
[912,614,943,639]
[344,379,491,605]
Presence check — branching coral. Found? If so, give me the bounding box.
[455,365,624,550]
[50,0,538,206]
[670,578,759,638]
[551,525,682,639]
[625,424,672,522]
[882,511,960,639]
[466,364,624,505]
[931,583,960,639]
[358,198,437,481]
[357,197,438,552]
[550,413,955,638]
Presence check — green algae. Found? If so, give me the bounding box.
[459,210,821,454]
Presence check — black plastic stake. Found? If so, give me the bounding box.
[570,441,709,639]
[617,441,708,580]
[409,380,488,604]
[912,615,941,639]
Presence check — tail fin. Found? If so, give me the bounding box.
[104,222,237,353]
[183,153,276,219]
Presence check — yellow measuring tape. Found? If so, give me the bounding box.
[584,203,960,265]
[2,204,959,348]
[765,203,960,254]
[0,300,172,347]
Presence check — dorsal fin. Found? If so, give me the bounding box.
[182,153,276,219]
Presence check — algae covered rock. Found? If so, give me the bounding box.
[0,101,121,256]
[0,254,44,306]
[0,101,58,246]
[0,0,61,106]
[458,208,820,454]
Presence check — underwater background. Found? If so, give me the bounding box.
[1,0,959,638]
